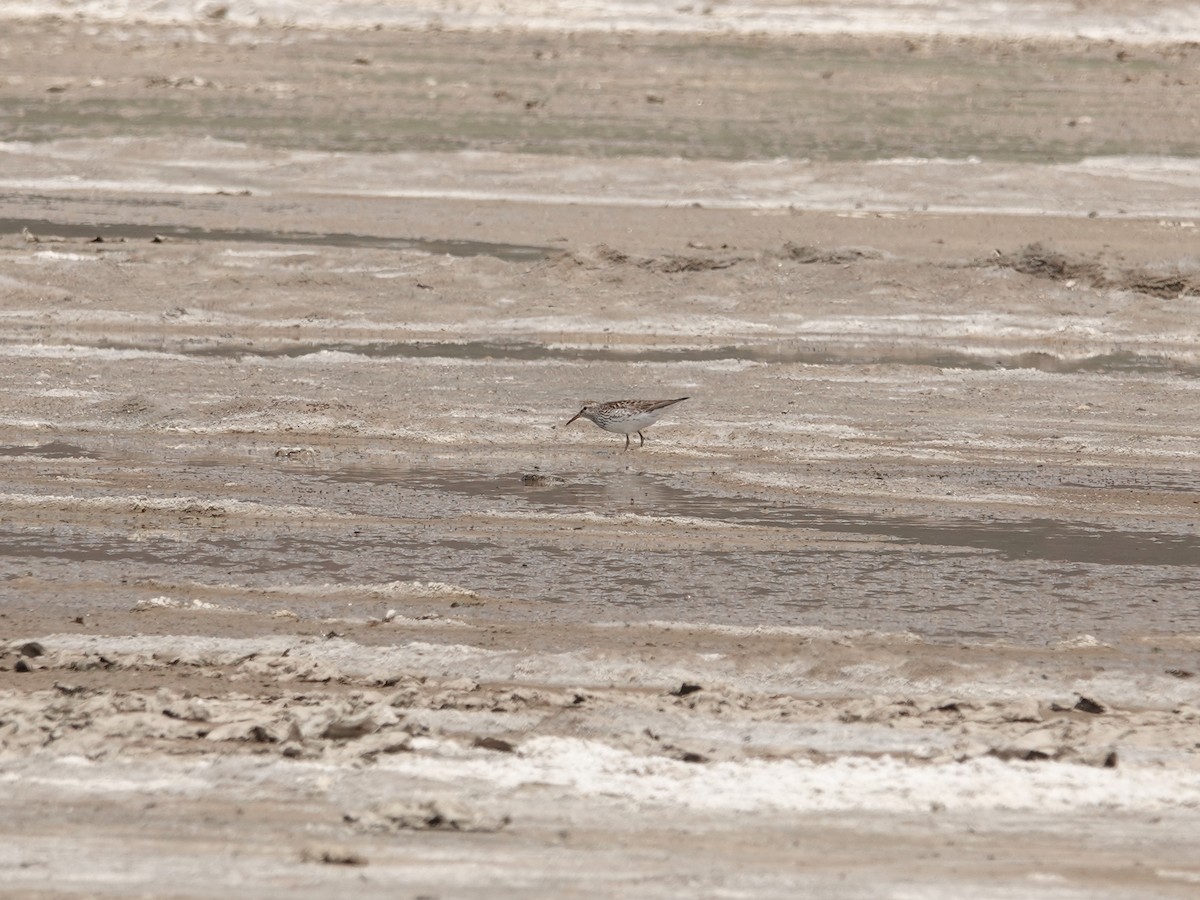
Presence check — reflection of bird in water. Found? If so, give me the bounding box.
[565,397,689,450]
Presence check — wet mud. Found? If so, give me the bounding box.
[2,11,1200,900]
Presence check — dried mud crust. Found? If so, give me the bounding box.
[3,623,1198,773]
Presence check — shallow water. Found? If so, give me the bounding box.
[366,466,1200,568]
[68,338,1200,376]
[5,456,1196,643]
[4,217,552,262]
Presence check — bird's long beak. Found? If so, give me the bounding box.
[565,407,586,426]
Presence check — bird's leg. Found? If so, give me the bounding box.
[623,433,631,451]
[637,431,645,447]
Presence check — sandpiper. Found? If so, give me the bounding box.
[565,397,689,450]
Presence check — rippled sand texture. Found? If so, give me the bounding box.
[2,9,1200,900]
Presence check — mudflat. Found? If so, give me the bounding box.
[2,14,1199,899]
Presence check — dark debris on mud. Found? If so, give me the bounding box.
[561,243,746,272]
[557,240,1196,298]
[778,242,885,264]
[986,243,1200,298]
[558,241,893,273]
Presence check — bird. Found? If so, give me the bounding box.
[565,397,689,450]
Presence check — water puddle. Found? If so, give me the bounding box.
[5,217,552,262]
[0,441,104,460]
[321,466,1200,569]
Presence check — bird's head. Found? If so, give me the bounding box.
[565,401,599,425]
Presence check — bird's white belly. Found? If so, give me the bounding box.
[600,413,656,433]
